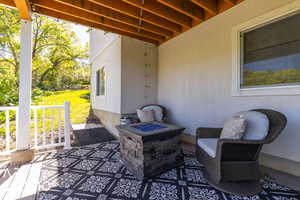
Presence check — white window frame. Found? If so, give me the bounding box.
[96,66,106,98]
[232,0,300,96]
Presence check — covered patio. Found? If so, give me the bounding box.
[1,0,300,199]
[0,0,246,164]
[1,140,300,200]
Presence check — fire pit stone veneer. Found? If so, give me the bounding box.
[116,122,185,180]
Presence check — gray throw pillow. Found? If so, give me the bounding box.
[220,116,247,139]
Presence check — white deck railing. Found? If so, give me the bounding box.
[0,106,18,153]
[0,101,71,155]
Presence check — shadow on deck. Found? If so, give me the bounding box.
[71,123,115,147]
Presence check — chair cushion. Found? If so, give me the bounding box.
[137,109,155,122]
[197,138,218,158]
[142,105,164,122]
[220,116,247,139]
[234,111,269,140]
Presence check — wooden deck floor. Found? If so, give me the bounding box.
[0,152,57,200]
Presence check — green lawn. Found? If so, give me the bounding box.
[35,90,90,125]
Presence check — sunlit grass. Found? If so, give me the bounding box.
[35,90,90,124]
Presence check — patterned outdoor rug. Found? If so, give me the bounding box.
[36,140,300,200]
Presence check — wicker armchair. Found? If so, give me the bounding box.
[196,109,287,195]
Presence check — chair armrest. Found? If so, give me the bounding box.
[196,127,223,139]
[218,139,263,145]
[217,139,263,161]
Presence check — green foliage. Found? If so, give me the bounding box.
[0,5,90,106]
[0,6,91,146]
[0,72,18,106]
[0,7,20,106]
[243,69,300,87]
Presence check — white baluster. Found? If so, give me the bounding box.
[15,108,19,149]
[64,101,71,149]
[58,109,62,144]
[42,108,46,146]
[50,109,54,144]
[5,110,10,152]
[34,108,38,148]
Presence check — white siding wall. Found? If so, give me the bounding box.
[90,31,158,115]
[89,30,119,63]
[158,0,300,162]
[121,37,158,114]
[90,30,122,114]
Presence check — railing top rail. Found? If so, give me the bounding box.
[0,105,65,111]
[31,105,64,109]
[0,106,18,111]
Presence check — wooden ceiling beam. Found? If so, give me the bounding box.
[89,0,182,33]
[190,0,217,15]
[0,0,245,46]
[157,0,204,21]
[34,6,159,45]
[14,0,31,20]
[224,0,236,6]
[123,0,192,28]
[31,0,164,43]
[55,0,173,38]
[0,0,15,7]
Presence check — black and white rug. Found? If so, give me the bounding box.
[37,141,300,200]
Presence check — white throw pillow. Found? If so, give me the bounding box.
[137,109,155,122]
[142,105,164,122]
[233,111,269,140]
[220,116,247,139]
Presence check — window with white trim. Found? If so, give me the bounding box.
[232,1,300,96]
[241,13,300,88]
[96,67,105,96]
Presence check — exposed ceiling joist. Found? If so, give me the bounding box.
[0,0,245,45]
[190,0,217,15]
[55,0,173,38]
[156,0,204,21]
[0,0,15,7]
[89,0,182,33]
[32,0,164,43]
[224,0,236,6]
[14,0,31,20]
[35,6,159,45]
[122,0,193,28]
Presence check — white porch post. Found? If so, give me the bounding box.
[16,20,32,150]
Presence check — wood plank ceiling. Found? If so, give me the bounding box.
[1,0,245,45]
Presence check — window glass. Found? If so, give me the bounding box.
[99,67,105,96]
[241,12,300,88]
[96,67,105,96]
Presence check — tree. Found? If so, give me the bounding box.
[0,5,89,105]
[0,7,20,81]
[31,15,88,89]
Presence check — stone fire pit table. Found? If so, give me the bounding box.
[116,122,185,180]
